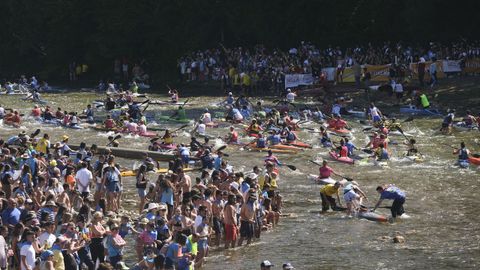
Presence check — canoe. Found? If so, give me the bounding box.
[329,151,354,164]
[399,105,442,116]
[285,141,312,149]
[357,211,388,222]
[452,122,479,132]
[69,144,197,161]
[247,147,297,154]
[120,167,196,177]
[157,116,191,123]
[469,156,480,165]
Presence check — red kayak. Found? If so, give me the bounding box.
[244,128,260,138]
[328,128,352,137]
[329,151,354,164]
[159,143,177,150]
[469,156,480,165]
[285,140,312,149]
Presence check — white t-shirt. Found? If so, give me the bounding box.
[75,168,93,193]
[370,107,380,118]
[20,243,35,270]
[38,232,56,248]
[197,123,206,135]
[286,92,296,102]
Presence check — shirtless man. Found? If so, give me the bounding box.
[224,194,238,249]
[238,190,258,246]
[177,168,192,201]
[211,190,225,247]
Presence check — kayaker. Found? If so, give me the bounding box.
[200,109,212,124]
[226,92,235,106]
[138,120,148,135]
[31,105,42,118]
[107,136,119,147]
[168,89,179,103]
[266,131,282,146]
[365,132,388,149]
[84,104,95,124]
[162,130,175,145]
[264,150,281,166]
[282,112,298,130]
[4,110,21,127]
[372,184,406,221]
[194,120,207,135]
[285,128,297,143]
[190,137,202,151]
[377,123,389,135]
[225,126,239,144]
[405,138,418,156]
[331,114,348,130]
[105,97,116,111]
[126,121,138,133]
[440,109,455,134]
[368,103,383,123]
[318,160,342,180]
[319,126,332,147]
[256,134,267,149]
[55,107,64,119]
[104,115,116,129]
[130,81,139,93]
[247,119,262,135]
[320,181,343,212]
[453,142,470,163]
[335,140,349,158]
[344,138,358,157]
[69,112,80,127]
[462,110,477,127]
[286,89,296,103]
[373,143,390,161]
[43,107,54,121]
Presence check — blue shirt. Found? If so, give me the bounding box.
[267,135,281,145]
[106,235,123,257]
[380,186,405,200]
[214,156,222,170]
[1,207,21,226]
[346,142,356,156]
[256,138,266,148]
[161,188,174,206]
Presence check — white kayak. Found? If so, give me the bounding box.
[307,174,347,185]
[452,122,478,132]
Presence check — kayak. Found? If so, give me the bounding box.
[61,123,83,130]
[452,122,479,132]
[285,140,312,149]
[307,174,347,185]
[469,156,480,165]
[247,147,297,154]
[357,211,388,222]
[121,167,196,177]
[329,151,354,164]
[399,105,442,116]
[269,144,301,151]
[328,128,353,138]
[157,143,177,150]
[157,115,191,123]
[3,120,21,128]
[404,154,424,163]
[244,128,261,138]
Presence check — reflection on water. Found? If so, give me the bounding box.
[0,92,479,269]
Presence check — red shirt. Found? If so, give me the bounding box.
[319,166,333,178]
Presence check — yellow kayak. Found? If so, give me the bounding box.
[120,167,196,177]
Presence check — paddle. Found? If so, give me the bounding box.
[395,126,410,141]
[308,160,352,181]
[284,164,297,171]
[173,124,189,133]
[106,134,121,146]
[30,129,41,138]
[363,126,374,131]
[141,100,150,113]
[360,148,373,154]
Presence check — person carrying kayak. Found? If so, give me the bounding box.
[225,126,239,144]
[104,115,116,130]
[264,150,282,166]
[343,181,368,216]
[368,103,383,123]
[372,184,406,221]
[440,109,455,134]
[320,181,343,212]
[453,142,470,164]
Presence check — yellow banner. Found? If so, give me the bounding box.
[409,61,445,80]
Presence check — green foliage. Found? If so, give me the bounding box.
[0,0,478,81]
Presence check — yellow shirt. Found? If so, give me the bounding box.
[53,250,65,270]
[320,184,339,196]
[35,138,50,154]
[163,135,173,144]
[242,74,251,86]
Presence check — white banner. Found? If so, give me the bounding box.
[321,67,336,81]
[285,73,314,88]
[442,60,462,73]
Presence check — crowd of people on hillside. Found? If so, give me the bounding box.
[176,40,480,94]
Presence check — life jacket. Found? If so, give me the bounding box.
[256,138,266,148]
[230,131,238,143]
[420,94,430,108]
[339,146,348,158]
[105,119,115,129]
[458,148,468,160]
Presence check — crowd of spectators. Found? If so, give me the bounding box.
[177,41,480,94]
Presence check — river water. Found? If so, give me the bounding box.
[1,91,479,269]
